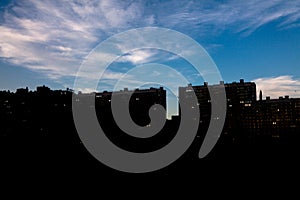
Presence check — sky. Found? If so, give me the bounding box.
[1,0,300,104]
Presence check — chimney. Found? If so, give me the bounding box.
[266,96,270,101]
[219,81,224,85]
[240,79,244,84]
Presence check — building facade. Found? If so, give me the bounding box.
[179,79,300,143]
[95,87,167,127]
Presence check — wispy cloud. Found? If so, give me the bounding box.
[157,0,300,36]
[253,76,300,99]
[117,49,180,65]
[118,49,158,65]
[0,0,300,89]
[0,0,154,85]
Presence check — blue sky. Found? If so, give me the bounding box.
[0,0,300,101]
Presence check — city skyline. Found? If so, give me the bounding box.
[1,78,299,119]
[1,0,300,99]
[1,79,299,142]
[1,72,300,175]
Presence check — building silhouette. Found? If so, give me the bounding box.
[179,79,300,144]
[0,80,300,169]
[254,95,300,140]
[95,87,166,127]
[93,87,172,152]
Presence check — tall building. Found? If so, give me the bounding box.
[92,87,168,152]
[253,95,300,140]
[179,79,300,143]
[95,87,166,126]
[179,79,256,142]
[224,79,257,141]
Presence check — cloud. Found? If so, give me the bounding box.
[118,49,158,65]
[1,0,300,89]
[252,76,300,99]
[0,0,153,86]
[155,0,300,36]
[117,49,179,65]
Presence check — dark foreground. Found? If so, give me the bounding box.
[1,130,299,178]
